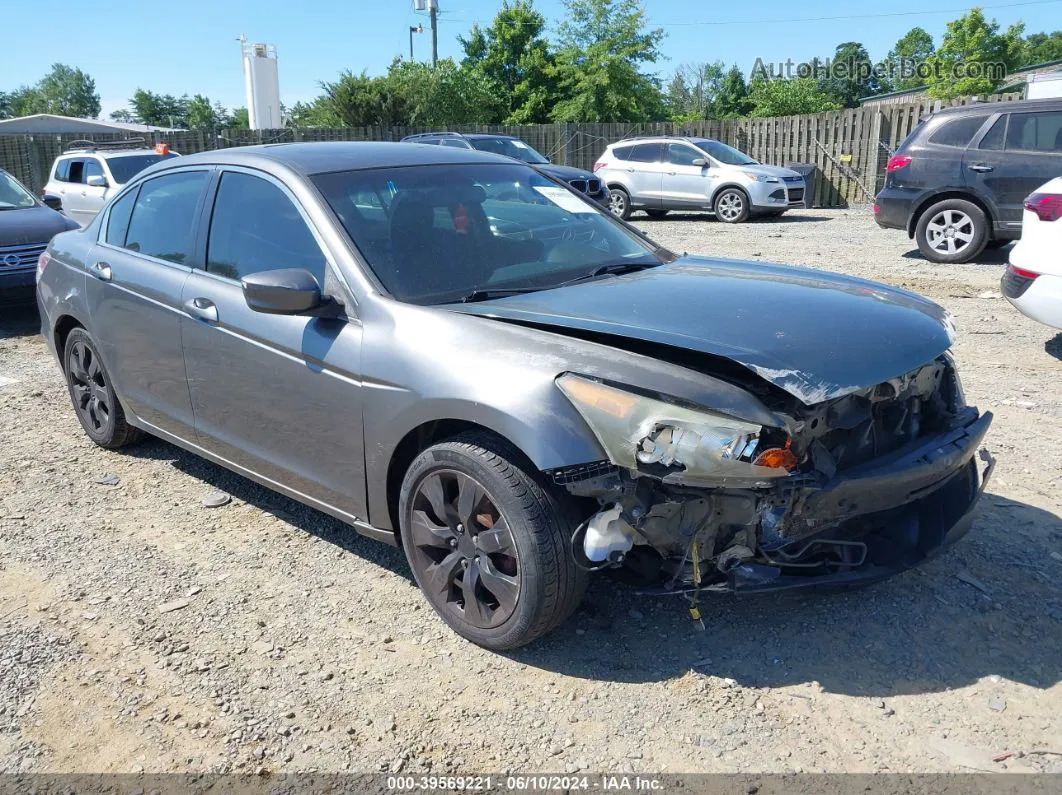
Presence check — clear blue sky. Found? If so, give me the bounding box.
[4,0,1060,117]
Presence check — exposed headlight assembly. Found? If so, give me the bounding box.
[557,374,795,480]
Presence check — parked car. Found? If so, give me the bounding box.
[1002,178,1062,329]
[38,143,992,650]
[874,97,1062,264]
[592,136,806,222]
[0,168,78,303]
[400,131,609,207]
[43,139,179,227]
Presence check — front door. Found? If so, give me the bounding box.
[964,109,1062,232]
[86,168,212,435]
[180,168,367,519]
[661,143,713,207]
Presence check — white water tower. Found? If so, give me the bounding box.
[241,37,282,129]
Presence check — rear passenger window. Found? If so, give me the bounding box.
[978,116,1006,150]
[206,171,328,285]
[124,171,208,264]
[629,143,662,162]
[66,159,86,184]
[104,188,138,247]
[929,115,989,147]
[1005,111,1062,153]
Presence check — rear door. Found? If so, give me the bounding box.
[660,142,712,207]
[60,157,102,226]
[86,167,212,436]
[964,109,1062,231]
[180,167,367,519]
[624,143,664,207]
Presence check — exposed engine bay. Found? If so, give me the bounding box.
[550,355,994,597]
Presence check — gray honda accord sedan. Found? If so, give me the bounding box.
[37,142,993,649]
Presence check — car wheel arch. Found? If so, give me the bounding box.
[907,190,995,238]
[713,182,751,205]
[53,314,87,366]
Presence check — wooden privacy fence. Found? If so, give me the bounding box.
[0,93,1022,207]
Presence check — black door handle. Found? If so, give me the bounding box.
[968,164,994,173]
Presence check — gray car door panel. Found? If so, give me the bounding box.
[86,169,211,435]
[624,143,665,207]
[180,168,368,519]
[662,143,714,207]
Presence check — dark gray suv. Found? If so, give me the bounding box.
[38,142,992,649]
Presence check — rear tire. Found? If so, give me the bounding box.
[645,209,669,219]
[398,432,587,650]
[608,187,632,220]
[714,188,750,223]
[62,328,143,449]
[915,199,988,263]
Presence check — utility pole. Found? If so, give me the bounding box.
[430,0,438,67]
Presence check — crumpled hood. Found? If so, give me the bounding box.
[537,163,598,182]
[0,204,78,246]
[449,257,955,405]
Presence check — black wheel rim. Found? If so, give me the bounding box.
[408,469,520,629]
[67,340,111,433]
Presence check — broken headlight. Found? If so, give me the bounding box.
[557,374,793,479]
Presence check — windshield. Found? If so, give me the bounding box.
[105,153,178,184]
[693,140,757,166]
[313,163,664,305]
[469,138,550,165]
[0,171,38,210]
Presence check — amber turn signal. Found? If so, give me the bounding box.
[753,446,798,471]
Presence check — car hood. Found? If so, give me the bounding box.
[730,163,802,180]
[449,256,955,405]
[0,204,78,246]
[536,163,597,181]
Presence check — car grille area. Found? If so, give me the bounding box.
[0,242,46,271]
[568,177,604,196]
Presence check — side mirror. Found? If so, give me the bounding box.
[42,193,63,211]
[86,174,107,188]
[692,158,708,167]
[242,268,339,316]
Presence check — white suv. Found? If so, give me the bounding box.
[43,140,179,226]
[594,136,805,223]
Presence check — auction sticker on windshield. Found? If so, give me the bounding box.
[534,185,596,213]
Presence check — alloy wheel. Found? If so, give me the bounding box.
[925,209,975,256]
[407,469,520,629]
[67,340,111,433]
[609,191,627,217]
[717,191,744,222]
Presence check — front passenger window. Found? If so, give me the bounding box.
[668,144,703,166]
[206,171,328,285]
[124,171,209,264]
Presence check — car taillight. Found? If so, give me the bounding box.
[592,161,607,173]
[886,155,912,173]
[36,250,51,281]
[873,203,880,215]
[1008,264,1040,280]
[1024,192,1062,222]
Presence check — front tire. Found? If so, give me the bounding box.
[398,432,587,650]
[915,199,988,263]
[608,187,632,220]
[714,188,750,223]
[63,328,143,449]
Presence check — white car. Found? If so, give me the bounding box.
[42,140,178,226]
[1003,176,1062,330]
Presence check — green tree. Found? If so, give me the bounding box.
[924,8,1025,98]
[231,107,250,129]
[819,42,882,106]
[35,64,101,118]
[666,62,751,120]
[550,0,666,122]
[748,77,843,117]
[185,94,233,129]
[714,65,754,118]
[127,89,190,128]
[6,86,44,117]
[108,109,136,123]
[459,0,557,123]
[885,27,937,90]
[1022,31,1062,65]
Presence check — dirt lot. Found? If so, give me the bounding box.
[1,207,1060,775]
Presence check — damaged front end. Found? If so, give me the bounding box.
[552,357,994,595]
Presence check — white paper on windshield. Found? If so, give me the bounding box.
[533,185,597,213]
[511,140,531,149]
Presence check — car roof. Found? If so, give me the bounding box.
[610,136,719,146]
[932,97,1062,117]
[160,141,516,176]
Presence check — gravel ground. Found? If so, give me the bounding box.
[1,206,1061,775]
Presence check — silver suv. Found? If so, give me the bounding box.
[594,136,806,223]
[43,140,179,226]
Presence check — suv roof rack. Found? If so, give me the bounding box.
[403,131,466,140]
[616,134,693,143]
[63,137,150,153]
